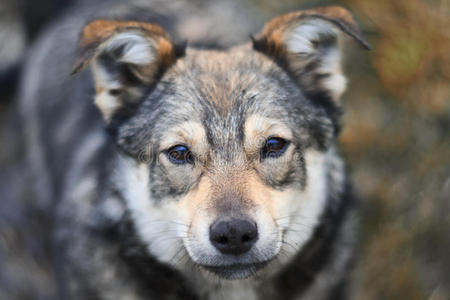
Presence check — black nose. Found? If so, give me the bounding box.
[209,218,258,255]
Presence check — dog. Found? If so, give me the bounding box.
[16,0,369,299]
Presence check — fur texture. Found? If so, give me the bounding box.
[13,1,368,299]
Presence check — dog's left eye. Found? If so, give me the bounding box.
[165,145,194,165]
[261,137,289,159]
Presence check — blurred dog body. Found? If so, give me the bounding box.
[13,0,368,299]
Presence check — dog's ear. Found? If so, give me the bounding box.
[72,20,181,121]
[253,6,370,103]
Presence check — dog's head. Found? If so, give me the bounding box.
[73,6,368,280]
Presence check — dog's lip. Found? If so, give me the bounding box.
[200,261,268,279]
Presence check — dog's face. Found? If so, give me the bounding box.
[74,7,368,280]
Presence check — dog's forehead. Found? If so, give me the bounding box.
[119,45,321,153]
[165,47,297,144]
[175,49,296,110]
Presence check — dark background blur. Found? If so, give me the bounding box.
[0,0,449,299]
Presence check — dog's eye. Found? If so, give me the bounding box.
[261,137,289,159]
[165,145,194,165]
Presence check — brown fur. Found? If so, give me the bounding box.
[255,6,370,59]
[72,20,177,75]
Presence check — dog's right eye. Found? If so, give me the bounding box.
[165,145,194,165]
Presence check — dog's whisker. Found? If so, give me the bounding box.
[141,220,189,227]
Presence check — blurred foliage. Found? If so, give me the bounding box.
[338,1,450,299]
[349,0,450,113]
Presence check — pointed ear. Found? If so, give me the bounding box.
[72,20,182,121]
[253,6,370,103]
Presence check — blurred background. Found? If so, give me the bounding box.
[0,0,449,299]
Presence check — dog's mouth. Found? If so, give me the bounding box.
[200,261,268,280]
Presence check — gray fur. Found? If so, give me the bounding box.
[12,1,364,299]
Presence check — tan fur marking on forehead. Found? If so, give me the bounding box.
[244,114,293,154]
[160,121,208,153]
